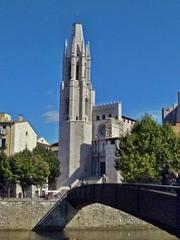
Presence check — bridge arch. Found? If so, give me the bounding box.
[66,183,180,238]
[34,183,180,238]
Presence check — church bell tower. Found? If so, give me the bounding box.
[58,23,95,187]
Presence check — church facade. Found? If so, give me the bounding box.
[58,23,135,188]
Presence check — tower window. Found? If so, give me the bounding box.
[68,63,71,79]
[109,114,112,118]
[85,98,88,116]
[66,98,69,115]
[76,116,79,120]
[26,131,28,136]
[102,115,106,120]
[76,62,79,80]
[96,115,100,121]
[1,139,6,148]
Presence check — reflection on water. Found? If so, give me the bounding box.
[0,228,178,240]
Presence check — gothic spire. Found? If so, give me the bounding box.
[72,23,84,48]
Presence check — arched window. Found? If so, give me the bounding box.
[102,142,105,152]
[85,98,88,116]
[76,62,79,80]
[66,98,69,115]
[96,115,100,121]
[68,62,71,79]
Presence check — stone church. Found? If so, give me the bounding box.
[57,23,135,188]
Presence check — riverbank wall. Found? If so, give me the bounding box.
[0,199,149,230]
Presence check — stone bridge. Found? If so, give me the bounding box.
[34,183,180,237]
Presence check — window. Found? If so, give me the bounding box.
[100,162,106,176]
[108,114,112,118]
[110,139,115,145]
[2,138,6,148]
[102,143,105,151]
[96,115,100,121]
[3,126,6,129]
[66,98,69,115]
[68,63,71,79]
[76,116,79,120]
[102,115,106,120]
[85,98,88,116]
[26,131,28,136]
[76,62,79,80]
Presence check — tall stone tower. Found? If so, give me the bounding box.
[58,23,95,187]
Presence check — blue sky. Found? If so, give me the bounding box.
[0,0,180,143]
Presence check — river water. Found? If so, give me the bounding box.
[0,228,178,240]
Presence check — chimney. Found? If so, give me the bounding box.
[18,114,24,121]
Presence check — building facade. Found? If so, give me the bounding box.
[0,113,37,156]
[162,92,180,137]
[58,24,135,188]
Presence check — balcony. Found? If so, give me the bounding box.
[0,138,7,149]
[0,128,7,136]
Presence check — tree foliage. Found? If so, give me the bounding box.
[33,145,60,185]
[0,152,14,185]
[9,149,50,196]
[0,145,60,197]
[115,115,180,183]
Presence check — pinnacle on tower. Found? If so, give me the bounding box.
[72,23,84,47]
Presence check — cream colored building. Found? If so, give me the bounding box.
[0,113,37,156]
[37,137,50,149]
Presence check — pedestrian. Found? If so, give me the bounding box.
[161,165,173,185]
[102,174,107,183]
[175,172,180,185]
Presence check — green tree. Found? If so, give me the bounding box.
[9,149,33,196]
[30,155,50,186]
[0,152,14,197]
[115,115,180,183]
[9,149,50,196]
[33,145,60,185]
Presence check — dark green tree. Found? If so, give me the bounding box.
[115,115,180,183]
[9,149,50,196]
[9,149,33,196]
[30,155,50,187]
[33,145,60,185]
[0,152,14,197]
